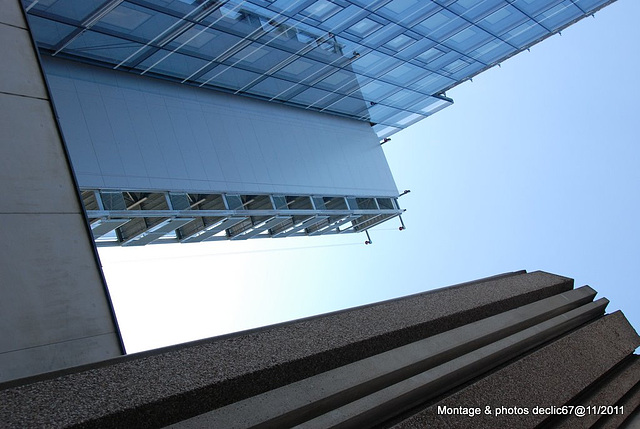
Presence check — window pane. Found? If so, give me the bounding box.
[25,15,76,48]
[30,0,108,22]
[65,31,145,64]
[535,1,582,31]
[478,5,528,35]
[288,87,342,109]
[139,50,211,80]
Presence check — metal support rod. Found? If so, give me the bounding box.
[126,196,148,210]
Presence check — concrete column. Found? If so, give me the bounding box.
[0,1,123,383]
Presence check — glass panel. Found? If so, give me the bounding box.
[424,50,462,70]
[448,60,483,80]
[249,76,301,99]
[381,63,428,85]
[24,15,76,48]
[416,46,446,64]
[359,81,399,102]
[315,70,361,94]
[312,197,326,210]
[511,0,564,16]
[96,4,180,41]
[301,0,343,21]
[272,196,288,210]
[470,39,517,64]
[380,0,422,15]
[325,197,348,210]
[333,38,365,61]
[289,87,342,109]
[443,25,493,53]
[346,18,383,38]
[503,21,548,48]
[376,198,395,210]
[535,1,583,31]
[29,0,107,22]
[286,196,313,210]
[157,0,208,14]
[574,0,610,13]
[373,124,401,138]
[448,0,504,20]
[169,193,190,210]
[386,111,426,128]
[365,104,403,123]
[416,97,452,115]
[383,88,426,109]
[351,51,401,77]
[199,66,262,91]
[376,0,440,26]
[167,27,243,61]
[319,5,368,34]
[414,10,468,41]
[100,192,126,211]
[326,95,369,116]
[393,37,437,61]
[139,50,211,80]
[99,4,152,31]
[356,198,378,210]
[227,44,291,75]
[210,4,281,39]
[274,57,327,82]
[225,195,243,210]
[442,58,471,74]
[384,34,417,51]
[411,73,455,94]
[24,0,595,144]
[478,5,528,35]
[347,0,389,8]
[172,27,217,49]
[65,31,145,64]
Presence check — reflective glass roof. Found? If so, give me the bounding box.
[24,0,611,137]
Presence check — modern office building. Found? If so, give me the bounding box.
[0,0,622,387]
[19,0,615,246]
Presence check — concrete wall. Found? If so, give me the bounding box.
[1,271,638,428]
[0,1,123,383]
[43,56,399,197]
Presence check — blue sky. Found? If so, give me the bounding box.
[100,0,640,354]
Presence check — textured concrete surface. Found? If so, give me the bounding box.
[0,271,570,428]
[599,382,640,429]
[548,356,640,428]
[170,287,599,428]
[0,0,25,27]
[0,0,122,383]
[391,311,640,429]
[619,405,640,429]
[295,299,608,429]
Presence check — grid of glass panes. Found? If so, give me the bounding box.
[24,0,610,137]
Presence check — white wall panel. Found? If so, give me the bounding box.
[43,57,399,197]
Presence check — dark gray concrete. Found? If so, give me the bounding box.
[0,271,570,428]
[550,356,640,428]
[391,311,640,429]
[0,0,122,383]
[296,299,609,428]
[170,287,600,428]
[600,382,640,429]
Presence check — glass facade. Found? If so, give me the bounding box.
[24,0,612,137]
[81,189,403,245]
